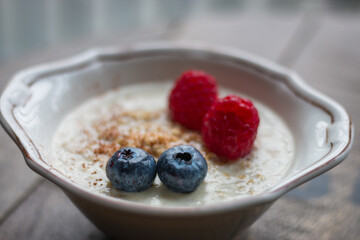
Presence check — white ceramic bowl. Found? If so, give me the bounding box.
[0,43,353,240]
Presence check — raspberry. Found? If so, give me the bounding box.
[201,95,260,160]
[169,70,218,130]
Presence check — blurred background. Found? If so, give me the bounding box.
[1,0,359,63]
[0,1,359,240]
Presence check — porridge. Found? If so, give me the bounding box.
[50,82,294,207]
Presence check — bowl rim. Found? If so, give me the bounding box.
[0,42,353,216]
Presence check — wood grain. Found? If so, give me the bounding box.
[0,125,40,219]
[0,181,106,240]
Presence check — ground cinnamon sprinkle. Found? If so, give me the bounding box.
[93,142,120,155]
[98,125,120,141]
[88,109,217,161]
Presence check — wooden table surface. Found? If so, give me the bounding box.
[0,12,359,240]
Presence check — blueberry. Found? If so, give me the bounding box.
[106,147,156,192]
[156,145,208,193]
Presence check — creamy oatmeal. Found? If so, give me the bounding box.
[50,82,294,206]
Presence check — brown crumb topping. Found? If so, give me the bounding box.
[73,108,219,162]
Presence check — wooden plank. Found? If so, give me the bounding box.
[237,15,360,240]
[0,181,106,240]
[177,13,303,61]
[0,126,41,220]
